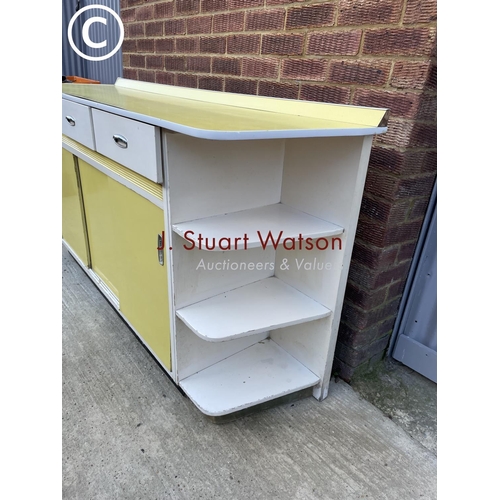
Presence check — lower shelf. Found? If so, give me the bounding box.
[179,338,320,417]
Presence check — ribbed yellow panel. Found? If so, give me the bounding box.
[62,148,89,265]
[79,159,171,370]
[62,135,163,201]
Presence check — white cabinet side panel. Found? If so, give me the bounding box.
[166,135,285,224]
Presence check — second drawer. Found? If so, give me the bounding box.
[92,109,162,183]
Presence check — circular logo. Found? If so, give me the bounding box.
[67,5,124,62]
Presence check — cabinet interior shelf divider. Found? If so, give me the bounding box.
[172,203,344,251]
[176,277,331,342]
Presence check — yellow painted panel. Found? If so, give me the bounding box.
[79,160,171,370]
[62,149,88,265]
[63,80,388,133]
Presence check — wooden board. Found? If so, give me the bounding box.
[179,339,320,416]
[176,277,331,342]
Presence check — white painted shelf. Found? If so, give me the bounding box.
[172,203,344,251]
[176,277,331,342]
[179,339,320,416]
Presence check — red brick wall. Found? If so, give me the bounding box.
[120,0,437,380]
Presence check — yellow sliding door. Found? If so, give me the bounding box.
[79,160,171,370]
[62,148,89,265]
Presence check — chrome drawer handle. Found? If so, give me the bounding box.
[65,116,75,126]
[113,134,128,149]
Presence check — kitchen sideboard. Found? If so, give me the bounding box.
[62,78,388,418]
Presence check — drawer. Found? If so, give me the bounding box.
[62,99,95,150]
[92,109,162,184]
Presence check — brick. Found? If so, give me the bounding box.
[267,0,306,4]
[130,54,146,68]
[123,67,138,79]
[136,5,153,20]
[369,147,436,176]
[246,9,285,31]
[397,241,418,263]
[404,0,437,24]
[123,53,131,67]
[364,169,399,200]
[356,219,424,248]
[353,90,420,119]
[386,279,407,301]
[176,73,198,88]
[186,56,211,72]
[121,8,136,22]
[307,30,361,56]
[212,57,241,75]
[337,0,403,25]
[351,242,399,269]
[200,36,226,53]
[299,84,350,104]
[416,93,437,121]
[225,78,258,95]
[156,38,175,53]
[176,0,201,15]
[338,318,395,348]
[128,0,145,5]
[213,12,244,32]
[258,81,299,99]
[202,0,227,12]
[136,38,155,52]
[227,34,261,54]
[344,283,388,310]
[335,334,391,367]
[176,37,200,53]
[342,299,399,338]
[137,69,156,82]
[122,39,137,52]
[242,58,279,78]
[262,34,304,55]
[408,197,430,221]
[363,28,436,56]
[390,61,432,90]
[154,3,174,18]
[373,261,412,288]
[286,4,335,29]
[376,119,413,147]
[199,76,224,91]
[155,72,176,85]
[146,55,164,69]
[409,123,436,148]
[328,60,391,85]
[129,22,145,37]
[398,174,435,198]
[229,0,263,8]
[187,16,213,34]
[145,21,163,36]
[360,197,411,226]
[282,59,327,81]
[164,56,186,71]
[427,65,437,90]
[165,19,186,35]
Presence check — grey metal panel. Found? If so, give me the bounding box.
[391,182,437,382]
[62,0,122,83]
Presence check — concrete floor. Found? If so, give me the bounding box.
[62,246,437,500]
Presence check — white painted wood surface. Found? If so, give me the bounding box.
[62,99,95,150]
[176,277,331,342]
[92,109,162,183]
[172,203,344,251]
[179,339,320,416]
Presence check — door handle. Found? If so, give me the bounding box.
[113,134,128,149]
[65,116,75,126]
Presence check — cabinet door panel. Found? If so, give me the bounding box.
[62,149,89,265]
[79,160,171,370]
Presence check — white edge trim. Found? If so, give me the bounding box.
[62,93,387,141]
[63,240,176,381]
[62,140,163,210]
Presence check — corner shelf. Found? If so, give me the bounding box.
[176,277,331,342]
[172,203,344,251]
[179,339,320,417]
